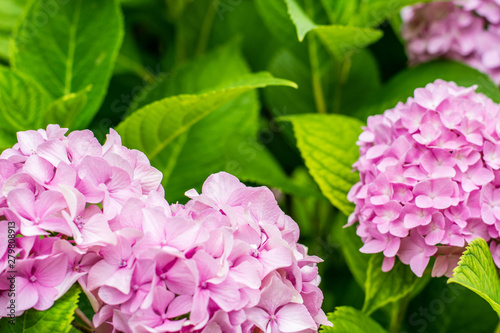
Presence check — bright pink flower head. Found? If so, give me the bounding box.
[89,172,331,332]
[348,80,500,277]
[402,0,500,84]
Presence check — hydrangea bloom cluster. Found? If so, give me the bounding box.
[347,80,500,277]
[402,0,500,84]
[0,125,329,332]
[91,172,330,332]
[0,125,163,316]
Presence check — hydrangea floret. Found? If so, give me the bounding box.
[348,79,500,277]
[402,0,500,84]
[0,125,330,332]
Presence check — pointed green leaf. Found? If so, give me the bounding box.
[283,114,363,216]
[320,306,387,333]
[363,254,429,315]
[448,238,500,317]
[0,68,51,149]
[0,285,81,333]
[282,0,383,59]
[284,0,317,41]
[11,0,123,129]
[116,72,296,182]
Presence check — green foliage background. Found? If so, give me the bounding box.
[0,0,500,332]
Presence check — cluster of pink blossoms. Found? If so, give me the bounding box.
[402,0,500,84]
[347,79,500,277]
[0,125,329,332]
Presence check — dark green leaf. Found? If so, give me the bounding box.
[363,254,428,315]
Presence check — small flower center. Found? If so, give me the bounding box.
[200,281,208,289]
[119,259,127,268]
[75,216,85,229]
[30,276,37,283]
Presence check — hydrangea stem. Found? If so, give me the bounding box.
[389,296,410,333]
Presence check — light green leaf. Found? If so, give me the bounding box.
[320,306,387,333]
[448,237,500,317]
[283,114,363,216]
[0,285,81,333]
[363,254,428,315]
[284,0,317,41]
[43,87,90,128]
[11,0,124,129]
[0,68,51,149]
[355,60,500,120]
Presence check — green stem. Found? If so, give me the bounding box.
[333,55,352,113]
[389,296,410,333]
[307,33,328,114]
[196,0,219,56]
[304,0,327,114]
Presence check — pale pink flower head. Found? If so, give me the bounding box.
[402,0,500,85]
[349,80,500,277]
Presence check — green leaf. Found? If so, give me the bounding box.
[117,71,296,199]
[11,0,124,129]
[314,25,383,60]
[282,0,383,59]
[225,134,322,198]
[0,285,81,333]
[0,68,51,149]
[355,60,500,120]
[43,87,90,128]
[283,114,363,216]
[448,238,500,317]
[363,254,428,315]
[122,41,300,201]
[254,0,302,49]
[0,0,27,61]
[320,306,387,333]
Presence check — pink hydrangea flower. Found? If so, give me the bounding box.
[0,125,330,332]
[88,172,331,332]
[348,80,500,277]
[402,0,500,84]
[0,125,163,317]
